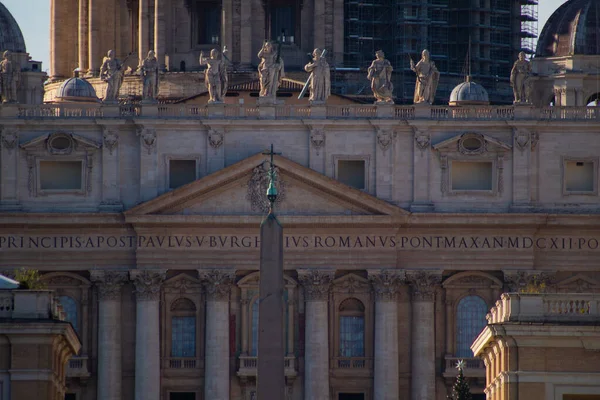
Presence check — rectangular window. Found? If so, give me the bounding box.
[339,316,365,357]
[171,316,196,357]
[271,6,296,43]
[337,160,366,190]
[198,3,221,45]
[40,161,83,190]
[169,160,197,189]
[451,161,493,191]
[169,393,196,400]
[565,160,595,193]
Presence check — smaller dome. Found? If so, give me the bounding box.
[0,3,26,53]
[449,77,490,106]
[55,77,99,103]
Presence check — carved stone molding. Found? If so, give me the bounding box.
[513,129,530,152]
[503,270,556,293]
[376,129,396,151]
[102,128,119,155]
[309,127,325,155]
[208,129,224,149]
[164,275,203,294]
[368,269,406,302]
[137,126,157,154]
[531,131,539,150]
[1,128,18,153]
[458,132,487,155]
[90,270,128,300]
[414,129,430,152]
[298,270,334,301]
[440,155,448,195]
[333,273,370,295]
[497,155,504,195]
[199,269,234,301]
[130,269,166,301]
[26,155,35,196]
[407,271,442,301]
[246,162,286,213]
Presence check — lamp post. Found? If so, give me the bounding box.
[257,144,285,400]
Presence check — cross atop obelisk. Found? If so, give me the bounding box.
[262,144,282,212]
[257,144,285,400]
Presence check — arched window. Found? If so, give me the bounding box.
[250,298,259,356]
[456,295,488,357]
[171,298,196,358]
[59,295,78,333]
[339,298,365,357]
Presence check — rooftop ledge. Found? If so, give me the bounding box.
[2,103,600,121]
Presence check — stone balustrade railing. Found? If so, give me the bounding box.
[487,293,600,324]
[442,356,485,378]
[0,290,65,320]
[6,104,600,121]
[334,357,373,369]
[67,356,91,378]
[165,357,202,369]
[237,355,297,376]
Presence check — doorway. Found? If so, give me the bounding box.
[339,394,365,400]
[169,393,196,400]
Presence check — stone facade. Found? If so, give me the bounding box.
[1,101,600,400]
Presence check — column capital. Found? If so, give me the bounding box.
[199,269,234,301]
[130,269,166,301]
[407,270,442,301]
[298,270,334,301]
[368,269,406,302]
[90,270,128,300]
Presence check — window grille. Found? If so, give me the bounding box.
[171,316,196,357]
[456,295,488,357]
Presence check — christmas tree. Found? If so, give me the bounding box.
[447,360,472,400]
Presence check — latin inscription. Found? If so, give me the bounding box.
[0,235,598,251]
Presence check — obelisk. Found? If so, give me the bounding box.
[257,145,285,400]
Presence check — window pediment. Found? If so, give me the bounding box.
[20,132,101,154]
[432,132,511,156]
[332,273,370,294]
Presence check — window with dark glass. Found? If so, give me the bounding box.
[338,298,365,357]
[170,298,197,358]
[195,1,221,45]
[455,295,488,357]
[59,295,78,333]
[271,5,296,43]
[169,159,197,189]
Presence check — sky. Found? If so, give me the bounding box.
[2,0,566,74]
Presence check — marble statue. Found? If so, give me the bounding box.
[410,49,439,105]
[303,48,330,104]
[0,50,19,103]
[100,50,124,102]
[199,48,228,104]
[140,50,159,103]
[258,41,284,100]
[367,50,394,104]
[510,52,532,104]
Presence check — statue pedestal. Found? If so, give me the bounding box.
[101,105,121,117]
[513,104,535,119]
[413,103,431,119]
[257,97,282,118]
[206,103,225,118]
[375,103,394,118]
[309,104,326,118]
[142,104,159,117]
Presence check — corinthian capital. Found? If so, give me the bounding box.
[130,269,166,301]
[407,271,442,301]
[199,269,234,301]
[368,269,406,302]
[298,270,334,301]
[90,270,128,300]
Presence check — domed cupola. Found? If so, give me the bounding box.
[55,76,99,103]
[449,76,490,106]
[0,2,26,53]
[536,0,600,57]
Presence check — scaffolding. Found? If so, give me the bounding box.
[519,0,539,54]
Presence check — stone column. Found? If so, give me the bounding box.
[407,271,441,400]
[298,270,334,400]
[200,269,234,400]
[239,0,252,66]
[139,0,150,66]
[222,0,233,58]
[368,270,404,400]
[313,0,325,49]
[87,0,100,75]
[90,270,128,400]
[78,0,89,72]
[154,0,166,70]
[130,269,166,400]
[0,129,19,210]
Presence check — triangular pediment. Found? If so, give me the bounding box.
[126,153,407,217]
[555,274,600,293]
[433,132,511,154]
[20,132,101,153]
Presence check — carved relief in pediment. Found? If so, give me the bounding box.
[332,273,370,294]
[555,274,600,293]
[163,273,203,294]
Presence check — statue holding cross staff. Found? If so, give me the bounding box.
[299,48,330,104]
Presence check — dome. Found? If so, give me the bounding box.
[55,77,99,102]
[0,3,26,53]
[536,0,600,57]
[449,77,490,106]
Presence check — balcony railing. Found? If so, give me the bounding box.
[67,356,90,378]
[165,357,202,369]
[10,103,600,121]
[237,355,297,377]
[443,357,485,378]
[334,357,373,369]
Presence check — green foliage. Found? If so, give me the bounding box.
[447,363,472,400]
[13,268,46,290]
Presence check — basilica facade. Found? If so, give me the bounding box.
[1,0,600,400]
